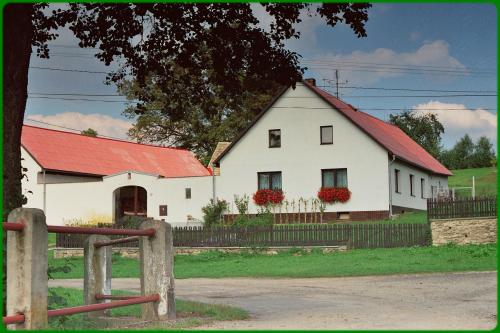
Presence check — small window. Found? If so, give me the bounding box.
[185,188,191,199]
[258,172,282,190]
[321,169,348,188]
[395,169,400,193]
[320,126,333,144]
[420,178,425,199]
[269,129,281,148]
[410,174,415,196]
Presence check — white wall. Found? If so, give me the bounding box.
[216,83,390,214]
[22,166,214,226]
[21,147,44,210]
[390,159,449,210]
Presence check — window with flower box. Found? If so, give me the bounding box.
[321,168,348,188]
[258,171,282,190]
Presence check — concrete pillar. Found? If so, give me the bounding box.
[139,220,175,320]
[83,235,112,318]
[6,208,48,329]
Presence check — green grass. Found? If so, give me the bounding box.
[48,287,248,330]
[449,167,497,197]
[49,243,497,280]
[48,233,56,247]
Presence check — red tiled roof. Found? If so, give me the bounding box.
[303,81,452,176]
[21,125,211,178]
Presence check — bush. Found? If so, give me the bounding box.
[115,215,148,229]
[234,213,274,227]
[202,199,228,228]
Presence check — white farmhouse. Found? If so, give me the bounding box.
[21,79,451,225]
[212,79,452,220]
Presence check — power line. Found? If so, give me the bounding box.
[318,85,497,94]
[29,66,109,74]
[24,118,131,141]
[29,93,123,97]
[341,94,497,98]
[28,96,136,103]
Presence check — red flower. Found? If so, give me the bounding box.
[253,189,284,206]
[317,187,351,204]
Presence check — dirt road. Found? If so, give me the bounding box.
[50,271,497,330]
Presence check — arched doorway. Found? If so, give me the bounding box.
[113,186,147,221]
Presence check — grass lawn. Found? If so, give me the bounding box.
[48,287,248,330]
[49,243,497,280]
[448,167,497,197]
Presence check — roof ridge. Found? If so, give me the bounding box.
[22,124,188,152]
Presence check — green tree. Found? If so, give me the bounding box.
[119,68,283,164]
[5,3,371,218]
[389,110,444,159]
[81,128,98,137]
[453,134,475,169]
[472,136,496,168]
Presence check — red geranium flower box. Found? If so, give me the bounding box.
[253,189,284,206]
[317,187,351,203]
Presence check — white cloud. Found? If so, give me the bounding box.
[411,101,497,145]
[26,112,133,139]
[306,40,466,84]
[409,31,421,42]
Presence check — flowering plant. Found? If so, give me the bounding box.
[253,189,285,206]
[317,187,351,203]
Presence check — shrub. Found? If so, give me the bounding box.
[234,194,249,215]
[317,187,351,204]
[234,213,274,227]
[115,215,148,229]
[202,199,229,228]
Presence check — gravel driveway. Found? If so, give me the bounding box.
[50,271,497,330]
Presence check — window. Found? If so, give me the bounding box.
[185,188,191,199]
[320,126,333,144]
[269,129,281,148]
[258,172,282,190]
[420,178,425,199]
[394,169,401,193]
[321,169,348,188]
[410,174,415,196]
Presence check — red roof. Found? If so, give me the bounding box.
[21,125,211,178]
[303,81,452,176]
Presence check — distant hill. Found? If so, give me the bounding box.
[448,167,497,197]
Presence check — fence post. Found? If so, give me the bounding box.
[83,235,112,318]
[6,208,48,329]
[139,220,176,321]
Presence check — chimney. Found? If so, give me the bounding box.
[303,78,316,86]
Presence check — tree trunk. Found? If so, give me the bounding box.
[3,4,33,315]
[3,4,33,219]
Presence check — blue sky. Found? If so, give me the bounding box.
[26,3,497,149]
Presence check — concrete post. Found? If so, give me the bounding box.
[139,220,175,320]
[6,208,48,329]
[83,235,112,318]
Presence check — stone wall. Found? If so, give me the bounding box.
[430,217,497,245]
[53,245,347,258]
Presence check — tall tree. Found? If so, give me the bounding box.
[453,134,475,169]
[4,3,371,217]
[119,65,283,164]
[389,110,444,159]
[472,136,496,168]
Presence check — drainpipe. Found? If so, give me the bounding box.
[388,154,396,218]
[211,164,216,202]
[42,169,47,213]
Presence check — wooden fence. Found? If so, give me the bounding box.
[427,196,497,220]
[57,223,431,250]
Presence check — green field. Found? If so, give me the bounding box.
[448,167,497,197]
[48,287,248,330]
[49,243,497,280]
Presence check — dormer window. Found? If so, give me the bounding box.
[269,129,281,148]
[320,126,333,144]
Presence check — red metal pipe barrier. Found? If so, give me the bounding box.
[46,225,155,237]
[94,236,140,248]
[95,294,143,300]
[47,294,160,317]
[3,294,159,325]
[1,222,25,232]
[3,313,25,325]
